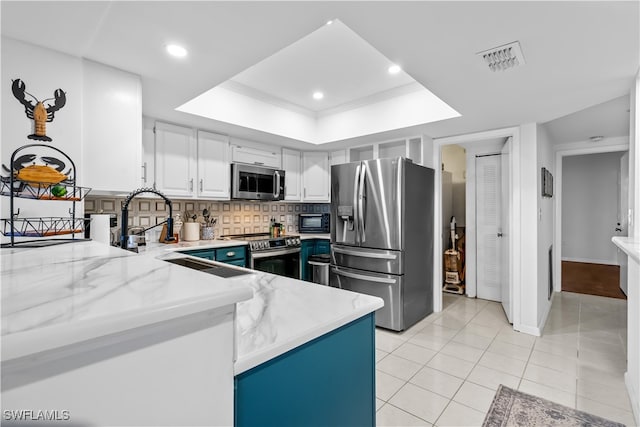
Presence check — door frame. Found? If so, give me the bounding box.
[553,137,629,293]
[432,126,521,330]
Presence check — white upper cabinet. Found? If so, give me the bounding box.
[302,152,330,202]
[282,148,301,201]
[231,144,281,169]
[82,59,142,193]
[154,122,196,197]
[330,149,348,166]
[197,131,230,199]
[348,136,425,165]
[142,117,155,188]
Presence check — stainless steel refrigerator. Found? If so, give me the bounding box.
[330,157,434,331]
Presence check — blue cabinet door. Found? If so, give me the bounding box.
[216,246,246,263]
[180,248,215,261]
[315,239,330,254]
[235,313,375,427]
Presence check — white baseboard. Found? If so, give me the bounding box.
[561,257,619,266]
[514,323,541,337]
[625,372,639,426]
[537,293,554,334]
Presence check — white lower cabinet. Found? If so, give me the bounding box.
[282,148,301,201]
[302,152,330,202]
[197,131,230,199]
[154,122,196,197]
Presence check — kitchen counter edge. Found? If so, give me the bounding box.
[612,236,640,263]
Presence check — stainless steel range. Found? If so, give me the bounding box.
[224,233,301,279]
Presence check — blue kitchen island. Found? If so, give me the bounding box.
[2,240,382,426]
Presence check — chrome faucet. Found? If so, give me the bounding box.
[120,187,175,250]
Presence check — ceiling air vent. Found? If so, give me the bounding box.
[478,41,525,72]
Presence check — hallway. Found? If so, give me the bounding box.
[374,292,633,426]
[562,261,626,299]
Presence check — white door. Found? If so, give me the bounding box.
[476,154,502,302]
[197,130,229,199]
[500,138,512,322]
[619,151,629,295]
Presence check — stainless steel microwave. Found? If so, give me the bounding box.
[231,163,285,201]
[298,213,330,233]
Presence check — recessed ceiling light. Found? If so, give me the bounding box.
[388,64,402,74]
[313,91,324,100]
[326,20,334,25]
[166,44,188,58]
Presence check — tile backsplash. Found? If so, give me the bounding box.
[84,196,329,237]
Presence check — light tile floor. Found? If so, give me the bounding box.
[375,291,636,426]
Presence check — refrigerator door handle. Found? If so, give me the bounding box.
[353,164,361,243]
[331,267,397,284]
[333,246,398,260]
[358,163,366,243]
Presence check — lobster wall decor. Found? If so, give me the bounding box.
[11,79,66,142]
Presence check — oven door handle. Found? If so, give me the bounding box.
[251,248,301,259]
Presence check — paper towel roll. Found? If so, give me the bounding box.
[90,214,112,245]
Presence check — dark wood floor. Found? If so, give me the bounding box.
[562,261,626,299]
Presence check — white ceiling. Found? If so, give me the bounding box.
[1,1,638,150]
[229,19,417,113]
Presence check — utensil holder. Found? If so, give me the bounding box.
[183,222,200,241]
[201,226,214,240]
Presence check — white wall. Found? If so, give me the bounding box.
[626,68,639,425]
[442,145,466,226]
[1,38,84,243]
[562,152,624,264]
[518,123,540,334]
[536,124,554,328]
[442,171,453,248]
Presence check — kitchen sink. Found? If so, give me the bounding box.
[165,257,253,278]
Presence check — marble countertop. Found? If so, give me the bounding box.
[612,236,640,263]
[1,241,253,362]
[3,238,383,376]
[229,269,381,374]
[153,243,382,374]
[137,238,248,254]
